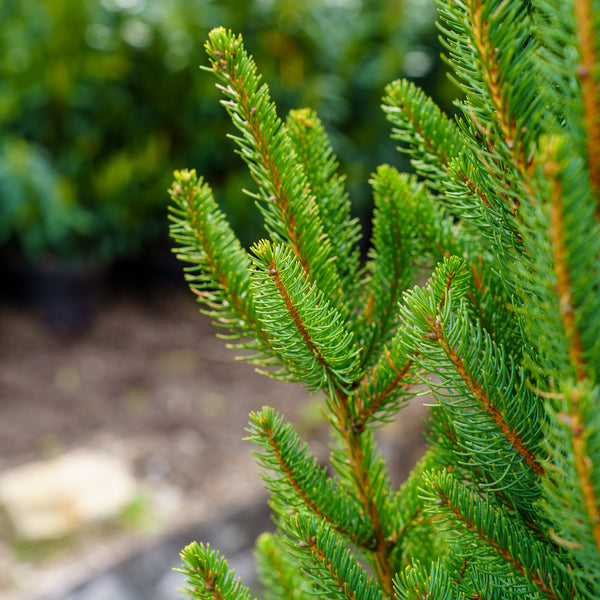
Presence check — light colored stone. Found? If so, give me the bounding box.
[0,449,138,540]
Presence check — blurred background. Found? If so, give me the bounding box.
[0,0,450,598]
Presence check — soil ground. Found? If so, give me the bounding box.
[0,261,428,599]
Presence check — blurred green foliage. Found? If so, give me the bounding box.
[0,0,443,262]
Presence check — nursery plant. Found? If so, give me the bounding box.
[168,0,600,598]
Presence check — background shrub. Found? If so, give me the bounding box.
[0,0,446,263]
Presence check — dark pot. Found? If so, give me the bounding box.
[3,257,107,334]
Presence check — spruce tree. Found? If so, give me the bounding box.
[168,1,600,598]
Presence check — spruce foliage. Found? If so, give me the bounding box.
[169,1,600,598]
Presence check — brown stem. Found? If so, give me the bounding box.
[354,355,415,432]
[563,388,600,556]
[199,566,226,600]
[470,0,538,213]
[574,0,600,211]
[545,158,588,381]
[331,390,394,597]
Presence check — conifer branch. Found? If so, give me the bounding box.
[469,1,535,202]
[396,559,465,600]
[545,158,588,382]
[542,382,600,598]
[436,0,544,225]
[179,543,253,600]
[382,93,518,348]
[250,240,359,393]
[299,538,359,600]
[247,408,376,547]
[427,473,570,600]
[563,387,600,557]
[169,169,279,369]
[573,0,600,206]
[169,170,255,327]
[357,167,419,368]
[390,503,423,548]
[205,28,340,300]
[255,533,313,600]
[287,514,383,600]
[429,317,543,477]
[516,135,600,381]
[382,80,493,216]
[399,183,513,349]
[285,108,362,304]
[469,10,540,225]
[388,451,446,572]
[365,168,408,337]
[382,81,462,190]
[269,265,328,371]
[431,408,548,538]
[170,7,600,599]
[400,259,544,513]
